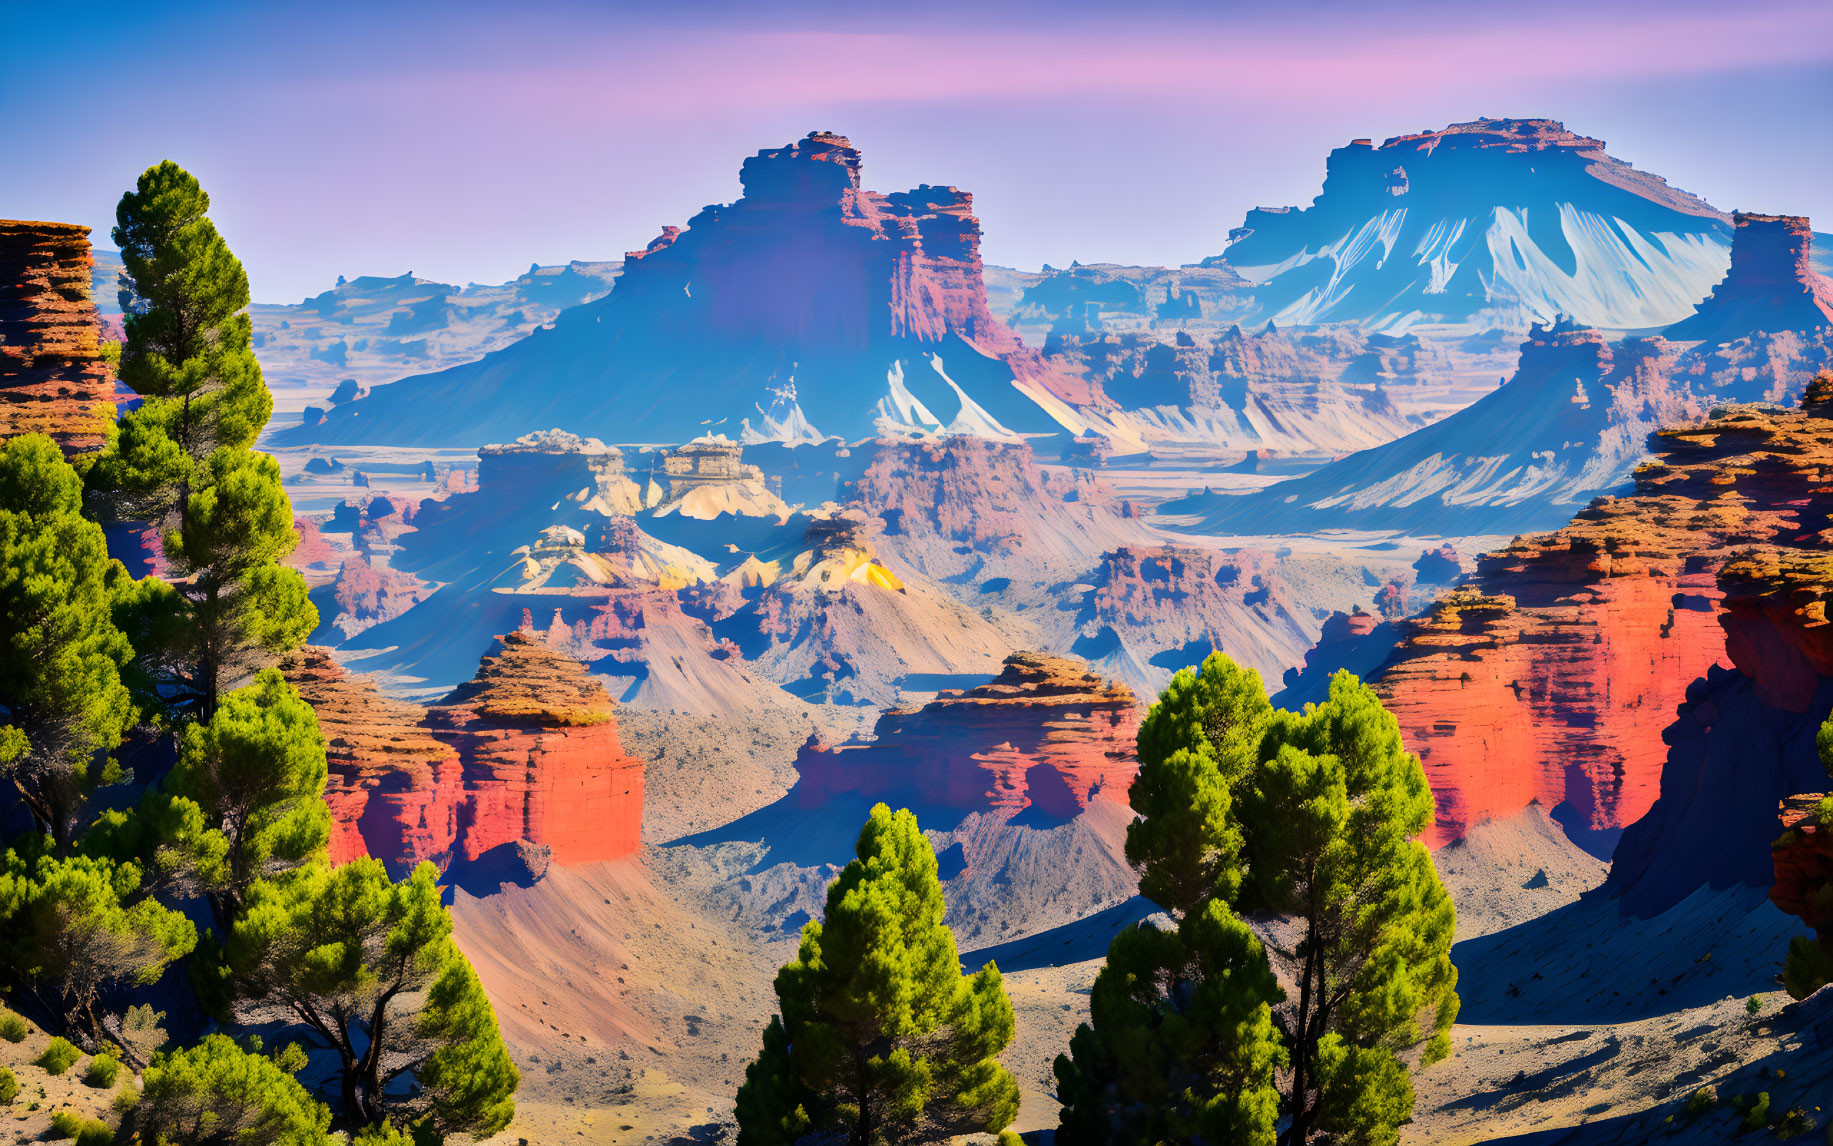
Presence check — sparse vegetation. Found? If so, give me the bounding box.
[0,1066,16,1104]
[1686,1086,1717,1118]
[83,1052,120,1088]
[36,1036,82,1075]
[1746,996,1764,1016]
[0,1009,25,1042]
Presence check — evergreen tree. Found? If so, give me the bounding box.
[129,1032,332,1146]
[0,846,195,1048]
[1055,655,1458,1146]
[736,803,1019,1146]
[92,161,314,723]
[0,435,136,853]
[164,667,331,930]
[226,858,518,1138]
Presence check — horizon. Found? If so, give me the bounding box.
[4,0,1831,302]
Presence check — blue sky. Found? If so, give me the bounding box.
[4,0,1830,302]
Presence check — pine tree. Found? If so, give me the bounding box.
[0,434,136,853]
[1055,655,1458,1146]
[0,846,196,1048]
[736,803,1019,1146]
[129,1033,332,1146]
[92,161,314,723]
[226,858,518,1138]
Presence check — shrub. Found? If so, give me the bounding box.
[1741,1092,1771,1131]
[36,1038,81,1075]
[73,1119,113,1146]
[0,1010,26,1042]
[82,1054,120,1088]
[49,1110,82,1139]
[1775,1104,1816,1137]
[1685,1086,1717,1118]
[0,1067,16,1104]
[1746,995,1764,1016]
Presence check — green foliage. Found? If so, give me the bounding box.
[92,162,313,724]
[1685,1086,1717,1118]
[0,434,136,851]
[50,1109,83,1138]
[228,859,516,1137]
[1740,1092,1771,1132]
[0,1008,26,1041]
[1055,656,1459,1146]
[133,1033,331,1146]
[0,850,196,1043]
[83,1053,121,1088]
[163,669,330,933]
[1747,995,1765,1016]
[37,1037,82,1075]
[737,804,1019,1146]
[1783,934,1833,1000]
[0,1065,16,1104]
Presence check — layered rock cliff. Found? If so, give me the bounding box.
[279,132,1115,449]
[0,220,116,453]
[425,630,644,867]
[1223,118,1731,333]
[1666,213,1833,343]
[288,639,646,873]
[1365,381,1833,901]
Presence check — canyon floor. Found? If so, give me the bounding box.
[440,711,1825,1146]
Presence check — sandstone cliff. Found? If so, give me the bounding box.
[1665,213,1833,343]
[0,220,116,453]
[278,133,1117,449]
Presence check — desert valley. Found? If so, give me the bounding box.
[4,6,1833,1145]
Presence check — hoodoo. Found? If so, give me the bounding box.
[0,219,117,452]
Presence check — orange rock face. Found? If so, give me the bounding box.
[287,636,645,872]
[794,651,1141,822]
[0,220,116,453]
[426,631,644,866]
[1381,381,1833,847]
[1771,793,1833,934]
[283,648,461,873]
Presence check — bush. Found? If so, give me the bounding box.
[1741,1092,1771,1132]
[73,1119,114,1146]
[1747,995,1764,1015]
[1685,1086,1717,1118]
[49,1110,82,1138]
[82,1054,120,1088]
[36,1037,81,1075]
[0,1066,16,1104]
[0,1010,26,1042]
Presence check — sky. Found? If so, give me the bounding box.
[4,0,1831,303]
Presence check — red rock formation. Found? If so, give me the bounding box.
[327,557,430,639]
[426,631,644,866]
[1382,376,1833,868]
[1771,793,1833,934]
[1667,213,1833,342]
[283,648,461,872]
[792,651,1140,821]
[0,220,116,453]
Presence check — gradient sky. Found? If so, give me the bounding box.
[5,0,1830,303]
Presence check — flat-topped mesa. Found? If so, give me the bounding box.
[795,651,1141,822]
[1666,213,1833,342]
[649,434,791,520]
[425,630,644,865]
[282,648,460,873]
[476,428,645,514]
[0,220,116,453]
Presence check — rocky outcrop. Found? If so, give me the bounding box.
[288,640,646,873]
[279,132,1117,450]
[1364,383,1833,908]
[0,220,116,453]
[1771,794,1833,937]
[1223,118,1731,332]
[792,652,1140,822]
[1666,213,1833,342]
[283,648,461,873]
[425,631,644,866]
